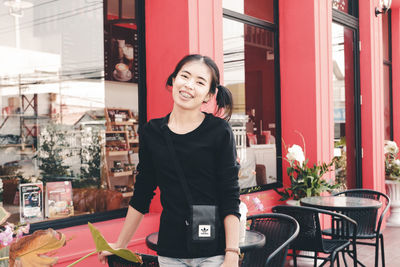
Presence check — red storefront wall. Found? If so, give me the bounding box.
[53,0,392,265]
[392,1,400,144]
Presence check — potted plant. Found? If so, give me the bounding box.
[35,123,72,184]
[384,140,400,227]
[275,139,341,205]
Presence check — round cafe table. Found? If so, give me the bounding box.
[300,195,382,266]
[146,230,265,253]
[300,195,382,211]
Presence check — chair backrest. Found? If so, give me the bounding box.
[272,206,325,253]
[334,189,391,235]
[107,254,159,267]
[241,213,299,267]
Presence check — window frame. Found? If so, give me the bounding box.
[223,0,283,194]
[383,10,393,140]
[332,5,362,188]
[29,0,147,233]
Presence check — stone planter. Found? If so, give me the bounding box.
[385,180,400,227]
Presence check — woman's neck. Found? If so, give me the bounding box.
[168,107,205,134]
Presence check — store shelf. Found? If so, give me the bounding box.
[111,121,134,126]
[129,138,139,144]
[107,151,129,156]
[121,192,133,198]
[110,171,133,177]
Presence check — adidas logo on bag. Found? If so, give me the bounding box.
[198,225,211,237]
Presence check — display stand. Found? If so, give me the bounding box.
[104,108,139,199]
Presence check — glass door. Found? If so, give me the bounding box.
[332,22,360,189]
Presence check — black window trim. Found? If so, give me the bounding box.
[223,0,283,194]
[30,0,147,233]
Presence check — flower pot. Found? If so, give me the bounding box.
[286,199,300,206]
[385,180,400,227]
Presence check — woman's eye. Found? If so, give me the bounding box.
[181,74,188,79]
[197,81,205,86]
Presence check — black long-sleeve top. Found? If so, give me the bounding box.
[129,112,240,258]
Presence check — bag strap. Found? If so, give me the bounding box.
[162,126,193,206]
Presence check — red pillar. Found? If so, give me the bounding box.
[145,0,223,121]
[280,0,334,175]
[145,0,223,212]
[359,0,386,191]
[392,8,400,144]
[241,0,335,215]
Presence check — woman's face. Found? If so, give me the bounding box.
[172,60,212,112]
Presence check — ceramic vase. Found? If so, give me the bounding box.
[385,180,400,227]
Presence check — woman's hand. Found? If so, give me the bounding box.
[220,252,239,267]
[98,243,119,265]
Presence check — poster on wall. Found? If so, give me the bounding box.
[104,24,139,83]
[19,182,44,223]
[45,181,74,219]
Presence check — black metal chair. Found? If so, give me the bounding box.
[240,213,300,267]
[329,189,391,267]
[272,205,358,267]
[107,253,159,267]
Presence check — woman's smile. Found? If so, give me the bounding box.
[179,90,194,99]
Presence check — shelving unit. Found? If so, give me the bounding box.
[104,108,139,198]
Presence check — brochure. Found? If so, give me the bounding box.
[45,181,74,218]
[19,182,44,223]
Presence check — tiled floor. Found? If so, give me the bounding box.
[284,226,400,267]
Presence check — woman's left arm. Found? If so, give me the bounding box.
[215,122,241,267]
[221,215,240,267]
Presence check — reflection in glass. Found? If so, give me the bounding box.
[332,0,349,13]
[0,0,139,224]
[223,18,277,192]
[332,23,356,189]
[223,0,274,23]
[384,64,391,140]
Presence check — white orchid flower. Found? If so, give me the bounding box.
[287,144,305,166]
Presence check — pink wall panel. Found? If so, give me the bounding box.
[359,0,386,191]
[145,0,190,121]
[392,9,400,145]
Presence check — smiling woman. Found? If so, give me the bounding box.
[98,54,241,267]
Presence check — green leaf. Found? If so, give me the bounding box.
[88,222,142,263]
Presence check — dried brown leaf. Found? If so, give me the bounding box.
[9,228,66,267]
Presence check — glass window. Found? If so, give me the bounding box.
[384,64,391,140]
[332,23,357,189]
[223,6,280,194]
[0,0,140,226]
[223,0,274,23]
[383,11,392,141]
[332,0,350,13]
[383,12,390,62]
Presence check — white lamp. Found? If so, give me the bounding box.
[375,0,393,16]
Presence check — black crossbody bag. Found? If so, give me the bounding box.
[162,128,220,256]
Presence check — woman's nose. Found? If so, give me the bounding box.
[185,79,195,89]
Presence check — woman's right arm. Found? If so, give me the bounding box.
[98,206,144,264]
[99,125,157,264]
[115,206,144,248]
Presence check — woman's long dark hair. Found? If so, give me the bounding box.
[166,54,233,120]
